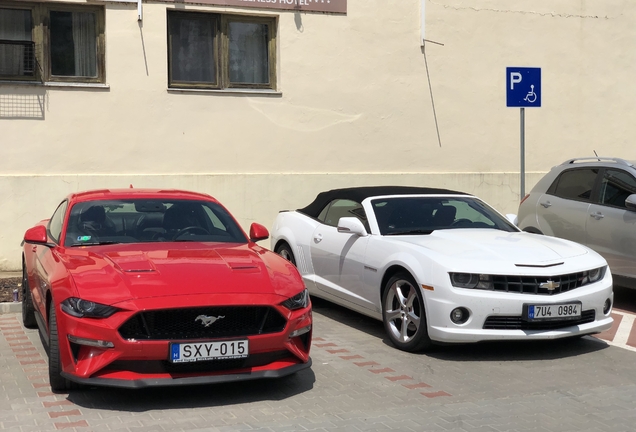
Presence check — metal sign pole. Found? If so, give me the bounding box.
[520,107,525,198]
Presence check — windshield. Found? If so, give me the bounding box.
[64,199,247,247]
[371,196,518,235]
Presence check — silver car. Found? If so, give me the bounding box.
[517,157,636,287]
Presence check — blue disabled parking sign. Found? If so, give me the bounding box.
[506,67,541,107]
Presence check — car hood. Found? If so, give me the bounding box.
[59,242,301,305]
[394,229,588,265]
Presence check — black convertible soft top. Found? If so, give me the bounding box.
[297,186,468,218]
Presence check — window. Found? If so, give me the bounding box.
[168,10,276,90]
[48,200,68,243]
[0,3,104,83]
[549,168,599,202]
[598,169,636,209]
[320,199,367,228]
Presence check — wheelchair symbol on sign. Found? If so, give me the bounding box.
[523,85,537,103]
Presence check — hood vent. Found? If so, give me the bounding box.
[515,262,564,268]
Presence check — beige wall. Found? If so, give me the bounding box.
[1,0,635,270]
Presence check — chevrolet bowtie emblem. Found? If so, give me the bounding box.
[540,280,560,291]
[195,315,225,327]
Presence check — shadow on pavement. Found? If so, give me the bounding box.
[312,296,611,361]
[67,368,315,411]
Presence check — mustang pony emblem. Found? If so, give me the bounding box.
[195,315,225,327]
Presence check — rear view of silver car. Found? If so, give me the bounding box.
[517,157,636,287]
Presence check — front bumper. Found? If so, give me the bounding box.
[55,294,312,388]
[62,358,312,389]
[425,276,614,343]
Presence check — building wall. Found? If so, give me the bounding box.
[0,0,635,270]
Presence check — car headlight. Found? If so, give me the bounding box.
[61,297,118,318]
[584,266,606,284]
[449,273,494,290]
[281,289,310,310]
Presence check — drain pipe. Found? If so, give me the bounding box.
[138,0,143,21]
[420,0,425,46]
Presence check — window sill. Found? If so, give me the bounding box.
[0,80,109,89]
[167,87,282,96]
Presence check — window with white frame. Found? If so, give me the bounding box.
[0,3,104,83]
[167,10,276,90]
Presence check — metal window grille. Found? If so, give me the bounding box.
[0,40,36,77]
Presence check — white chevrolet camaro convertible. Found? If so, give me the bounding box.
[271,186,614,352]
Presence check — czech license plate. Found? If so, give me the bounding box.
[169,340,248,363]
[525,302,581,321]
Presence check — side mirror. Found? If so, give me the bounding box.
[505,214,518,226]
[24,225,48,245]
[337,217,368,236]
[626,194,636,212]
[249,223,269,242]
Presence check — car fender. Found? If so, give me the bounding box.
[271,211,318,276]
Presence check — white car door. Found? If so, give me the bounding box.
[309,199,374,311]
[586,169,636,279]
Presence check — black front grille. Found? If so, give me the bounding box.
[118,306,287,340]
[105,351,290,375]
[483,309,596,330]
[491,272,588,295]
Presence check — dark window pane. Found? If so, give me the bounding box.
[599,170,636,208]
[552,169,598,202]
[229,21,269,84]
[169,14,216,83]
[0,8,33,76]
[50,11,97,77]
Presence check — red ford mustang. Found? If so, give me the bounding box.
[21,189,312,392]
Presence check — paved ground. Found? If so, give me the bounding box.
[2,294,636,432]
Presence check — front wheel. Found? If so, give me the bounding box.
[48,302,75,393]
[382,272,431,352]
[275,242,296,266]
[21,264,37,328]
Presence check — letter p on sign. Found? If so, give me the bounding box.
[510,72,522,90]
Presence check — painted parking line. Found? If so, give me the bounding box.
[593,309,636,353]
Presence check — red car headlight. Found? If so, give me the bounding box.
[281,289,310,311]
[61,297,118,318]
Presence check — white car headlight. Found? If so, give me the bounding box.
[449,273,494,290]
[584,266,606,284]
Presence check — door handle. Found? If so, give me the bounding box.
[313,233,323,243]
[590,212,604,220]
[540,201,551,208]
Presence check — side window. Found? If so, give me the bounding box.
[48,200,68,243]
[549,168,599,202]
[322,199,367,229]
[598,169,636,209]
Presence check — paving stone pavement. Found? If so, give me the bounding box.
[2,298,636,431]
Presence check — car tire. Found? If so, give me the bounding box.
[48,302,75,393]
[382,272,432,352]
[275,242,297,266]
[21,264,37,329]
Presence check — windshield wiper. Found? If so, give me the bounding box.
[70,241,121,247]
[386,229,434,236]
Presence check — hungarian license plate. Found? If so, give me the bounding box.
[524,302,581,321]
[169,340,248,363]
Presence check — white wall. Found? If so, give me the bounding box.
[1,0,635,269]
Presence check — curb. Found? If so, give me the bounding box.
[0,302,21,314]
